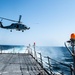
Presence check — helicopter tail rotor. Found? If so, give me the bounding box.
[18,15,22,23]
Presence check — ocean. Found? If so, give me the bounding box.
[0,45,73,75]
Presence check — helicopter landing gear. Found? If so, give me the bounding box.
[22,30,24,32]
[10,30,12,32]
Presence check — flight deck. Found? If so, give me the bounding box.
[0,53,48,75]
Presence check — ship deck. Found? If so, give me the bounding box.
[0,53,48,75]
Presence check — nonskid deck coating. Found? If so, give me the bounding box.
[0,53,48,75]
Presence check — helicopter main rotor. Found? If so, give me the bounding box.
[0,15,22,23]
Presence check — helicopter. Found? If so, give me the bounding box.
[0,15,30,32]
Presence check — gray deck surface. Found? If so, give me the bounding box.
[0,53,48,75]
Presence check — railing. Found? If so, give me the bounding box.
[26,43,74,75]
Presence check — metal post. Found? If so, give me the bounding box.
[71,33,75,75]
[70,64,73,75]
[65,33,75,75]
[72,45,75,75]
[28,44,31,54]
[38,53,43,67]
[29,44,33,56]
[33,42,37,60]
[45,56,52,74]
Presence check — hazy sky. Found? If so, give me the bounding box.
[0,0,75,46]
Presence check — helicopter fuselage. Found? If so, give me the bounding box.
[0,22,30,32]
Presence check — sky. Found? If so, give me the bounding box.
[0,0,75,46]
